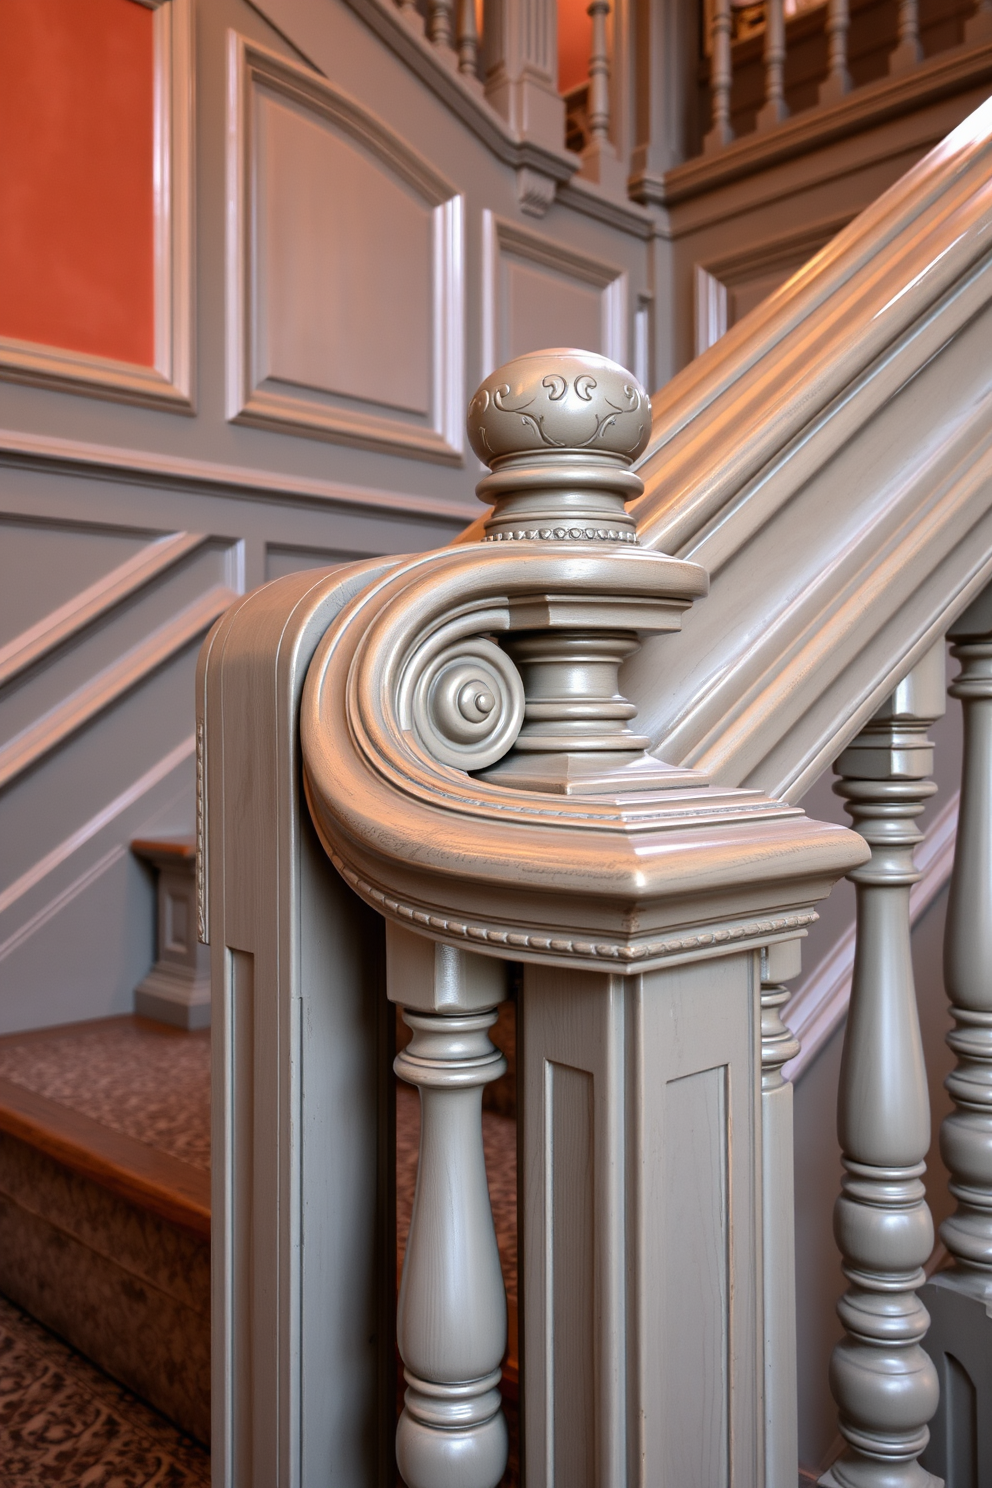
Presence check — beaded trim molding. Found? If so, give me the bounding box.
[331,850,816,964]
[482,526,638,543]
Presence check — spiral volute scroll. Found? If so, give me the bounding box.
[406,633,525,771]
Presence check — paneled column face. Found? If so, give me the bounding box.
[520,951,764,1488]
[822,644,945,1488]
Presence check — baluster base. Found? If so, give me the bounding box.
[920,1271,992,1482]
[397,1369,509,1488]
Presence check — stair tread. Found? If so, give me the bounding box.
[0,1291,208,1484]
[0,1017,209,1235]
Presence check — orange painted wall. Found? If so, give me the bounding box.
[0,0,155,368]
[558,0,593,93]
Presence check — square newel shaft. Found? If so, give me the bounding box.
[301,348,869,1487]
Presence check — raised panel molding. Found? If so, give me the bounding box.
[227,36,466,463]
[481,211,627,376]
[0,0,194,412]
[694,215,854,355]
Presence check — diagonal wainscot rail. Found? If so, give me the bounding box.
[298,351,866,1487]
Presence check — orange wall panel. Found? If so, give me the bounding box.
[558,0,593,94]
[0,0,155,368]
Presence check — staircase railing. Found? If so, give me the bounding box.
[701,0,992,158]
[201,94,992,1488]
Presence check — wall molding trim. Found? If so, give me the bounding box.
[481,211,628,376]
[226,34,466,463]
[0,531,207,690]
[0,586,235,794]
[786,791,959,1080]
[0,0,195,411]
[0,428,477,526]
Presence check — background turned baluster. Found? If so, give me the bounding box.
[761,942,802,1488]
[920,600,992,1483]
[704,0,734,151]
[757,0,789,128]
[890,0,922,74]
[389,926,509,1488]
[456,0,479,75]
[428,0,454,50]
[819,0,852,104]
[822,644,944,1488]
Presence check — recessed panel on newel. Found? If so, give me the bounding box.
[229,38,465,462]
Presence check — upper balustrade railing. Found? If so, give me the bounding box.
[702,0,992,158]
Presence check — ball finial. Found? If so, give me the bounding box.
[468,348,651,546]
[467,348,651,468]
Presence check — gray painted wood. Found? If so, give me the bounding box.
[920,585,992,1486]
[387,926,509,1488]
[821,644,946,1488]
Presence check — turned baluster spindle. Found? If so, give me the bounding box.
[822,647,944,1488]
[940,629,992,1286]
[819,0,851,104]
[916,617,992,1480]
[704,0,734,152]
[586,0,612,146]
[889,0,922,74]
[456,0,479,75]
[757,0,789,129]
[428,0,454,49]
[761,942,802,1488]
[390,929,509,1488]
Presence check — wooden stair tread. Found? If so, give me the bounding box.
[0,1014,209,1236]
[0,1074,209,1236]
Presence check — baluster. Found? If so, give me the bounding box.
[918,606,992,1482]
[704,0,734,151]
[757,0,789,129]
[397,0,419,17]
[889,0,922,75]
[819,0,852,105]
[761,941,802,1488]
[965,0,992,42]
[457,0,479,75]
[389,927,509,1488]
[822,644,944,1488]
[586,0,611,145]
[574,0,627,195]
[428,0,454,50]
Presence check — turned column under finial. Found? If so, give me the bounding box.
[822,645,944,1488]
[467,348,707,796]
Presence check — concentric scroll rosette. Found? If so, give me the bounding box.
[467,348,651,466]
[405,633,524,772]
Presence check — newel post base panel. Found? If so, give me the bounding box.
[821,643,945,1488]
[920,590,992,1485]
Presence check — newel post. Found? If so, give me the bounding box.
[299,348,868,1487]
